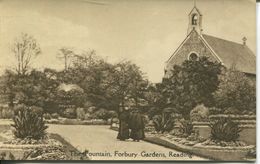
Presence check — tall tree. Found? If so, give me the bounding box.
[12,33,41,75]
[165,56,222,119]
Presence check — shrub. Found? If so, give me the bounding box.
[190,104,209,122]
[208,107,222,115]
[223,107,240,114]
[43,113,51,120]
[0,107,14,119]
[214,68,256,115]
[152,114,175,133]
[179,119,193,136]
[91,108,110,120]
[51,113,59,119]
[246,146,256,159]
[76,108,85,120]
[62,108,76,119]
[87,106,97,114]
[210,117,242,142]
[11,105,48,140]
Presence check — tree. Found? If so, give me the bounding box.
[164,56,222,119]
[12,33,41,75]
[1,69,60,112]
[108,61,148,112]
[57,47,74,71]
[213,68,256,114]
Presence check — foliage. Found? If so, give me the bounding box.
[210,117,242,142]
[51,113,59,119]
[190,104,209,122]
[11,105,48,140]
[152,114,175,133]
[1,69,60,112]
[76,108,85,120]
[214,68,256,114]
[208,107,222,115]
[43,113,51,120]
[246,146,256,159]
[0,152,16,160]
[179,119,193,136]
[0,107,14,119]
[91,108,116,120]
[61,108,77,119]
[164,57,222,119]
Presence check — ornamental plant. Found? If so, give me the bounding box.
[179,119,193,136]
[11,105,48,140]
[152,114,175,133]
[210,117,242,142]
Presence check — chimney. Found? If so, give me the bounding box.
[242,37,247,46]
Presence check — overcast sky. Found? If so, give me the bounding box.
[0,0,256,82]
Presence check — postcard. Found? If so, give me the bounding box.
[0,0,256,161]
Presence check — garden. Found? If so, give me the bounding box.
[0,33,256,161]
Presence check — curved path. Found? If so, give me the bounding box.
[47,125,207,161]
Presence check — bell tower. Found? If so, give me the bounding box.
[187,1,203,35]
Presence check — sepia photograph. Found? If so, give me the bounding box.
[0,0,256,161]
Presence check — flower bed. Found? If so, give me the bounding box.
[0,133,89,160]
[144,133,255,161]
[45,118,110,125]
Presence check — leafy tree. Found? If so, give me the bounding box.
[1,69,60,113]
[164,56,222,119]
[213,68,256,114]
[107,61,148,112]
[12,33,41,75]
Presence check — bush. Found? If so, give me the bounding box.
[90,108,117,120]
[246,146,256,159]
[0,107,14,119]
[214,69,256,114]
[152,114,175,133]
[179,119,193,136]
[43,113,51,120]
[190,104,209,122]
[62,108,76,119]
[223,107,240,114]
[210,117,242,142]
[208,107,222,115]
[11,105,48,140]
[51,113,59,119]
[76,108,85,120]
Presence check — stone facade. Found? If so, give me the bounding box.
[164,30,218,78]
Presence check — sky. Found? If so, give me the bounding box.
[0,0,256,83]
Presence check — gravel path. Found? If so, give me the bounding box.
[47,125,207,161]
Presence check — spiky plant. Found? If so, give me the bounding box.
[11,106,48,140]
[179,120,193,136]
[152,115,175,133]
[210,117,242,142]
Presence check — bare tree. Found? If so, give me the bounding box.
[57,47,74,71]
[12,33,41,75]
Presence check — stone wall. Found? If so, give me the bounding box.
[193,123,256,145]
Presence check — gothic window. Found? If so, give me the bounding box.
[192,14,198,25]
[189,53,198,61]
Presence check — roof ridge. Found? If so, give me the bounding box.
[202,34,244,47]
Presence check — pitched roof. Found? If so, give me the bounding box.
[202,34,256,74]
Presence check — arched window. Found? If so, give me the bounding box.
[192,14,198,25]
[189,53,198,61]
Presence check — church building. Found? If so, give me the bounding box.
[164,5,256,79]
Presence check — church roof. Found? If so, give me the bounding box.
[202,34,256,74]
